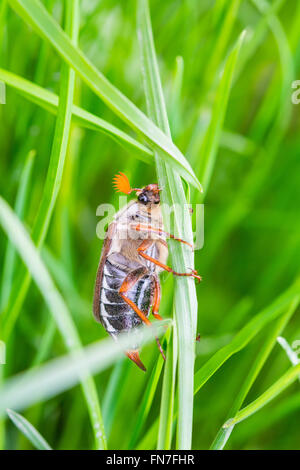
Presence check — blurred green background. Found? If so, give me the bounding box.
[0,0,300,450]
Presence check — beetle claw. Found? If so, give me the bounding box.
[188,268,202,283]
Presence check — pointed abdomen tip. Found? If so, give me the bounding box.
[126,350,146,372]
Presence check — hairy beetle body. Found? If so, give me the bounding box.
[93,173,201,371]
[99,259,154,340]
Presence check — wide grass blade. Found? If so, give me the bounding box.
[137,0,198,449]
[224,363,300,428]
[7,409,52,450]
[7,0,202,190]
[0,68,154,163]
[137,0,197,449]
[0,319,170,416]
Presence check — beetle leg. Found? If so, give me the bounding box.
[119,270,166,361]
[137,239,202,283]
[152,274,162,321]
[132,223,193,249]
[119,268,151,325]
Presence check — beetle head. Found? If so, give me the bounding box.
[113,173,161,205]
[136,184,161,205]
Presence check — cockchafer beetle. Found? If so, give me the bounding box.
[93,172,201,371]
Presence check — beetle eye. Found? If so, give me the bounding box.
[138,193,148,204]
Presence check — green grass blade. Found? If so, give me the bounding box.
[0,195,108,448]
[277,337,300,369]
[30,0,77,247]
[2,0,300,452]
[31,316,56,368]
[42,246,89,318]
[220,130,257,157]
[0,0,7,60]
[234,0,286,82]
[0,149,35,311]
[224,363,300,428]
[231,392,300,444]
[136,417,159,450]
[0,197,106,448]
[203,0,241,88]
[137,0,198,449]
[102,359,129,438]
[194,279,300,395]
[0,68,154,163]
[203,0,295,269]
[128,334,169,449]
[7,409,52,450]
[0,320,170,416]
[0,1,107,444]
[1,0,78,341]
[7,0,202,190]
[198,31,245,195]
[157,325,177,450]
[168,56,184,138]
[127,281,300,450]
[210,297,299,449]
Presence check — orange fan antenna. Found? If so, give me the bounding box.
[112,172,132,194]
